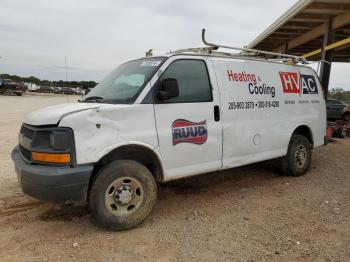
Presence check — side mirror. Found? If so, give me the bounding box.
[158,78,179,101]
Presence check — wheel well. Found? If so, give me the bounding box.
[88,145,163,194]
[292,125,314,147]
[342,111,350,118]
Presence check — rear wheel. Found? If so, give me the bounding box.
[343,113,350,121]
[3,89,13,96]
[280,135,311,176]
[89,160,157,230]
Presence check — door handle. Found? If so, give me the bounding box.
[214,105,220,122]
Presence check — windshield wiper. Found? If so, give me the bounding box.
[79,96,105,103]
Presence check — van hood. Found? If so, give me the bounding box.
[24,103,106,126]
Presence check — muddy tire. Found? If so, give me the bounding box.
[15,92,23,96]
[89,160,157,230]
[280,135,311,177]
[342,113,350,122]
[3,89,13,96]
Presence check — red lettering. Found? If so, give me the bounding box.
[279,72,300,93]
[227,70,234,81]
[226,70,257,84]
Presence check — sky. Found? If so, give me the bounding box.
[0,0,349,90]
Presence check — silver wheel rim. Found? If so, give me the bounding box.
[294,144,307,168]
[105,177,144,216]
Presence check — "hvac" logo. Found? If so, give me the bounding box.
[279,72,318,95]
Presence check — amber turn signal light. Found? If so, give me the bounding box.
[32,152,71,163]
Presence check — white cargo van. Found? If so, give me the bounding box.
[12,31,326,230]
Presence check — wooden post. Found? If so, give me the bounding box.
[319,20,334,100]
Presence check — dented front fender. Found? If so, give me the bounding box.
[58,104,159,165]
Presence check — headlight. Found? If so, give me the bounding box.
[49,131,70,150]
[30,128,74,165]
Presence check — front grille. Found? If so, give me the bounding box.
[20,125,34,139]
[19,145,31,161]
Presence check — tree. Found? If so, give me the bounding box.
[329,88,350,103]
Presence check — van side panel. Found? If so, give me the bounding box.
[211,58,325,169]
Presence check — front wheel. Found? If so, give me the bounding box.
[89,160,157,230]
[280,135,312,176]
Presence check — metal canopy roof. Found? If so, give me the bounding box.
[248,0,350,62]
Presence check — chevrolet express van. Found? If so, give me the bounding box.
[12,33,326,230]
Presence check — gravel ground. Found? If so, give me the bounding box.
[0,93,349,261]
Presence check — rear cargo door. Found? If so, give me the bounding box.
[298,67,326,145]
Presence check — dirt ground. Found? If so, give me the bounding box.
[0,93,349,262]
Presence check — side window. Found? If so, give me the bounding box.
[159,60,212,103]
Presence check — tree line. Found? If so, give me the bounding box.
[0,74,97,89]
[328,88,350,103]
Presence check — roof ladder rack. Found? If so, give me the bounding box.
[169,29,307,64]
[171,46,218,55]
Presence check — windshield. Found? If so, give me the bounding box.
[82,57,165,104]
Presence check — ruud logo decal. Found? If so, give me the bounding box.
[172,119,207,145]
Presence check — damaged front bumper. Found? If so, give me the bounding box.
[11,146,94,202]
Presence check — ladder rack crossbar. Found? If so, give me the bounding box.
[171,46,217,54]
[168,29,307,64]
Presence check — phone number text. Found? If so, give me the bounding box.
[228,101,280,110]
